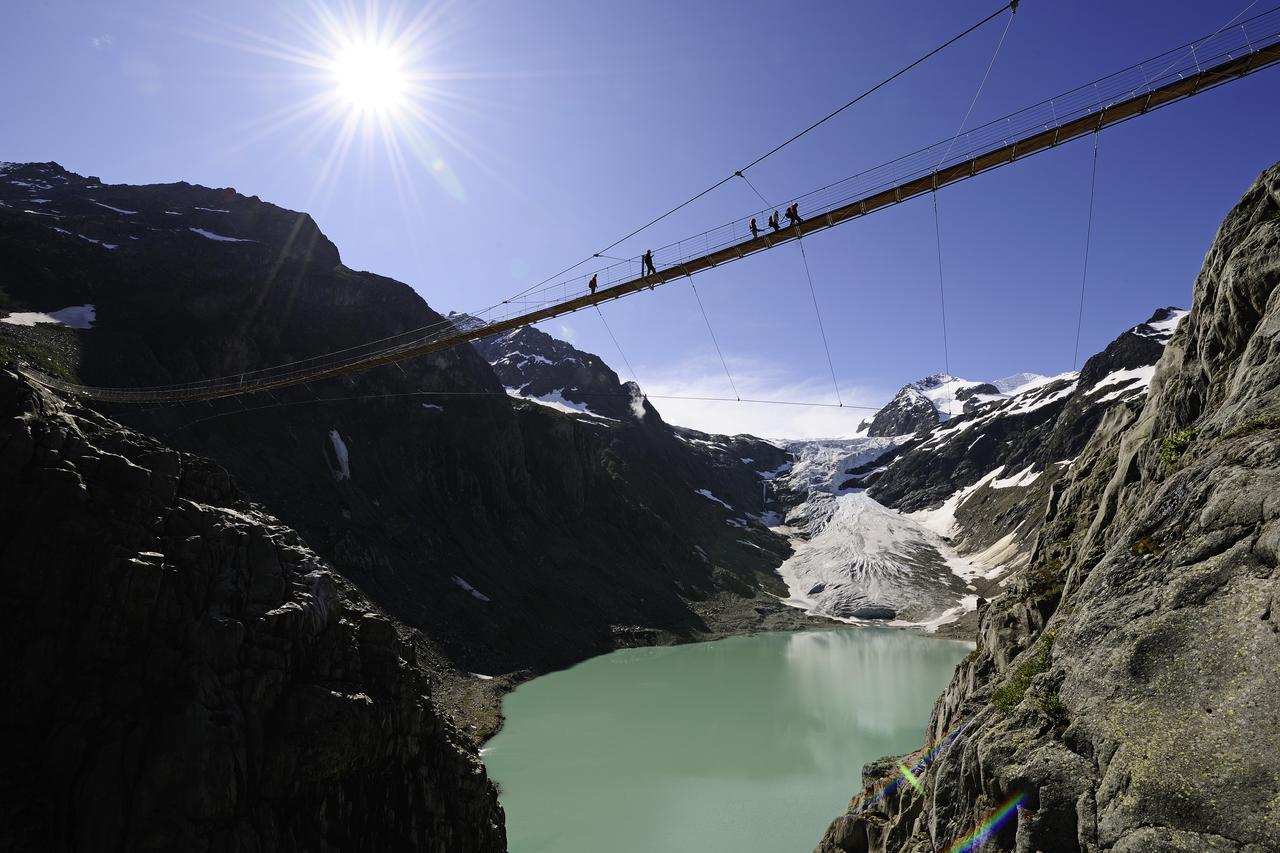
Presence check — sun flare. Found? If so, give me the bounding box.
[330,40,407,113]
[204,1,507,209]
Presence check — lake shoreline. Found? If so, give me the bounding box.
[439,587,976,746]
[484,625,974,853]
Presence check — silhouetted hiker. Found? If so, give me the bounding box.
[768,211,780,232]
[785,202,800,226]
[750,217,760,239]
[642,249,657,279]
[588,273,597,295]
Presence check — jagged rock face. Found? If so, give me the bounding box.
[867,307,1184,560]
[0,370,505,852]
[863,375,1005,437]
[864,386,938,437]
[815,163,1280,852]
[0,161,791,684]
[469,323,657,423]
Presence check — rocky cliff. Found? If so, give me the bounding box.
[861,374,1006,438]
[815,163,1280,851]
[0,368,505,852]
[0,161,801,726]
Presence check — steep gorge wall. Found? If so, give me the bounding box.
[0,162,793,687]
[817,163,1280,852]
[0,370,505,852]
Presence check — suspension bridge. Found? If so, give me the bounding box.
[17,5,1280,406]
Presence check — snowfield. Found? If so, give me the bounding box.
[1,304,96,329]
[770,438,985,629]
[504,387,619,422]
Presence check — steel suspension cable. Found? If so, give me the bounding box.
[935,8,1016,171]
[161,388,883,434]
[932,191,953,417]
[23,7,1280,406]
[499,1,1017,307]
[738,172,773,208]
[923,5,1015,418]
[796,239,843,406]
[595,304,642,386]
[1073,132,1101,371]
[688,279,740,401]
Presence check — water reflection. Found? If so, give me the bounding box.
[485,629,971,853]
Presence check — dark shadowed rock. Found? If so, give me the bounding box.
[0,161,795,697]
[0,369,505,852]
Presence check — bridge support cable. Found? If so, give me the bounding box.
[688,278,741,401]
[936,6,1016,172]
[737,172,773,208]
[160,388,884,435]
[498,1,1019,308]
[18,10,1280,406]
[595,304,643,389]
[1073,132,1102,371]
[796,238,844,406]
[923,4,1014,418]
[931,191,954,418]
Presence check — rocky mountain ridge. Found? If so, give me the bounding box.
[764,307,1185,634]
[0,368,505,851]
[0,160,805,733]
[815,162,1280,852]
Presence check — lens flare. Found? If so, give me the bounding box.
[944,793,1026,853]
[843,720,967,816]
[897,761,925,795]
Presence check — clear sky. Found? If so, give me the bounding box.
[4,0,1278,438]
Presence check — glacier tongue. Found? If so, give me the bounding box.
[773,439,978,628]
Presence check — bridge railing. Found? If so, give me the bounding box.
[16,8,1280,404]
[467,7,1280,327]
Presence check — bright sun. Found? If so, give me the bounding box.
[331,41,408,113]
[214,2,484,204]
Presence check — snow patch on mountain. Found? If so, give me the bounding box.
[327,429,351,480]
[1088,364,1156,403]
[694,488,732,509]
[189,227,252,243]
[992,372,1050,394]
[1131,306,1188,343]
[504,387,618,422]
[451,575,491,602]
[906,467,1004,538]
[1,304,95,329]
[91,200,137,215]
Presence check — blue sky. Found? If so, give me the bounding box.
[4,0,1278,437]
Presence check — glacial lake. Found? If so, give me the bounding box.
[483,628,971,853]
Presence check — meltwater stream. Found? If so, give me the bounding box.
[484,628,970,853]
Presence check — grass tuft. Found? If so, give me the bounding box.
[992,631,1055,714]
[1159,428,1198,465]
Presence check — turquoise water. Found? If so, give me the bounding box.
[484,628,971,853]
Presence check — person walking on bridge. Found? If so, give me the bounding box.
[785,202,801,227]
[642,249,657,280]
[750,217,760,240]
[768,210,780,232]
[588,273,598,295]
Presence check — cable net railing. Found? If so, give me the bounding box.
[18,7,1280,404]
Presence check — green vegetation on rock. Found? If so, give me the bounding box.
[993,631,1055,714]
[1024,558,1066,602]
[1225,413,1280,438]
[1159,428,1198,464]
